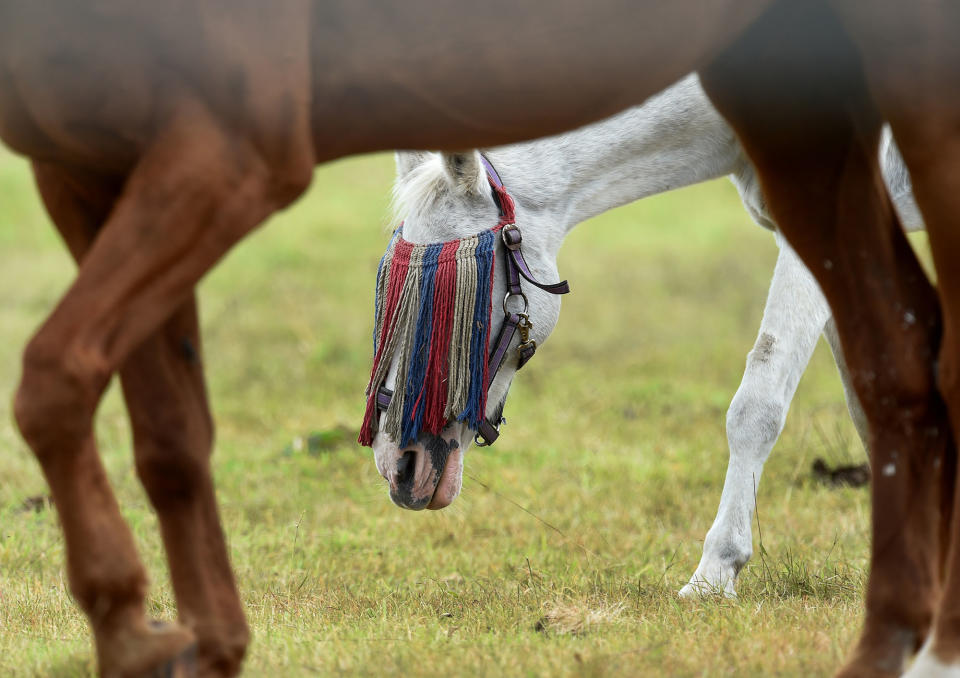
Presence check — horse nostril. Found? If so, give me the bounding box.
[396,450,416,488]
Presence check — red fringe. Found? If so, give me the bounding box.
[421,240,460,433]
[358,239,413,446]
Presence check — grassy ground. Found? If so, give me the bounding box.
[0,148,878,676]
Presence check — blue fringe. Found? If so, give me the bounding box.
[458,229,495,429]
[400,243,444,446]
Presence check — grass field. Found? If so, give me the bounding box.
[0,147,880,676]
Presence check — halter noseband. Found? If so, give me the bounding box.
[373,154,570,447]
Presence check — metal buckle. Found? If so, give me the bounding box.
[501,223,522,250]
[474,417,506,447]
[517,313,537,348]
[516,313,534,350]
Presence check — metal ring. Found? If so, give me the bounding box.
[503,291,529,315]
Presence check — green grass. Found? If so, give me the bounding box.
[0,148,875,676]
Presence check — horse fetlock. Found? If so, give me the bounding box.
[195,621,250,678]
[684,536,750,598]
[842,618,920,678]
[705,537,752,576]
[66,557,150,629]
[901,635,960,678]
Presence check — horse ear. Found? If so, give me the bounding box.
[442,151,484,194]
[395,151,430,178]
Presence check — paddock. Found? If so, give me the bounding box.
[0,148,909,675]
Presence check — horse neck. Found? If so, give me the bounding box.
[486,75,743,241]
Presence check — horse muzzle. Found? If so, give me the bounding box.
[374,425,465,510]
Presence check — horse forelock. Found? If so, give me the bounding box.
[390,152,489,230]
[390,153,449,228]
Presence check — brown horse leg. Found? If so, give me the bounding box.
[18,102,308,676]
[30,163,198,676]
[700,3,949,675]
[831,2,960,671]
[34,162,248,676]
[119,298,249,676]
[869,66,960,674]
[888,121,960,673]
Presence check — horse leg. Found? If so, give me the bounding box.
[823,318,871,449]
[119,298,248,676]
[17,102,309,676]
[858,34,960,678]
[893,123,960,678]
[680,235,831,598]
[829,3,960,673]
[29,163,199,676]
[34,161,248,675]
[700,3,948,674]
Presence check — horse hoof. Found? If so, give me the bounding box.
[99,619,197,678]
[144,637,197,678]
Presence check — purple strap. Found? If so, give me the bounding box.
[480,154,504,189]
[501,226,570,295]
[487,313,522,379]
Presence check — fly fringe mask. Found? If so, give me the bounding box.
[358,182,516,448]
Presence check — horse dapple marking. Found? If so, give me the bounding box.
[371,73,916,599]
[0,0,959,676]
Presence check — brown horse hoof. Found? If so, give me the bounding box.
[142,646,197,678]
[143,627,197,678]
[98,619,197,678]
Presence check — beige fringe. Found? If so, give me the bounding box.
[383,244,426,436]
[367,243,396,396]
[445,235,479,418]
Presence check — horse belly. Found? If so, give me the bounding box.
[0,3,159,171]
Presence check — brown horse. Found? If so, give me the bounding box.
[0,1,957,676]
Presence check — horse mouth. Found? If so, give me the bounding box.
[427,446,463,510]
[382,429,464,510]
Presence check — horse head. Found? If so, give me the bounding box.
[361,149,565,509]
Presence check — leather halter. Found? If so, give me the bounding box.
[374,154,570,447]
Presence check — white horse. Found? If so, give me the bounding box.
[371,73,921,597]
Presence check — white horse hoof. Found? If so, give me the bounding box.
[678,577,736,599]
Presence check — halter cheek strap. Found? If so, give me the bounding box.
[472,155,570,445]
[373,154,570,448]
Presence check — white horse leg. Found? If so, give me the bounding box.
[823,317,871,450]
[680,234,831,597]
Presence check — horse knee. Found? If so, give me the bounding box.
[726,390,784,457]
[133,410,213,510]
[13,338,108,459]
